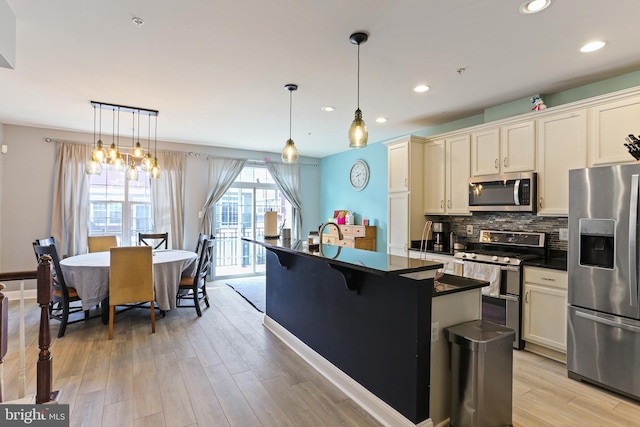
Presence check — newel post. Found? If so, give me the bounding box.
[36,255,58,403]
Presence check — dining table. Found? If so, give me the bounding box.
[59,249,198,311]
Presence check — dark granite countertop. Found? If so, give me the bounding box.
[522,250,567,271]
[243,237,444,277]
[433,274,488,297]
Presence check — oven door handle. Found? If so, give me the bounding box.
[498,294,519,302]
[499,265,520,272]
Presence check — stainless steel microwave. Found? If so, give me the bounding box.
[468,172,537,212]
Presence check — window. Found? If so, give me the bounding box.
[88,161,153,246]
[213,165,292,278]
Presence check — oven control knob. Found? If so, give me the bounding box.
[492,255,498,261]
[469,253,476,259]
[504,257,511,263]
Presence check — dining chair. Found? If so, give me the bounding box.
[34,236,61,260]
[87,235,118,253]
[195,233,215,254]
[177,238,214,316]
[138,232,168,249]
[108,246,155,340]
[32,243,91,338]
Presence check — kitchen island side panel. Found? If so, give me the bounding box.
[265,249,432,424]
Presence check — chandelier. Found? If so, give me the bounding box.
[86,101,160,179]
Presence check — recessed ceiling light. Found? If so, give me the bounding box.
[519,0,551,14]
[321,106,335,112]
[580,40,607,53]
[376,117,388,123]
[414,85,430,93]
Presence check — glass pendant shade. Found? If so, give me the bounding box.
[85,153,103,175]
[126,158,139,181]
[113,153,126,172]
[281,139,299,163]
[133,142,144,158]
[141,153,153,171]
[108,142,118,162]
[348,108,368,148]
[94,140,107,163]
[151,157,161,179]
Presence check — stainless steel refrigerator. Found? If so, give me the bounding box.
[568,164,640,400]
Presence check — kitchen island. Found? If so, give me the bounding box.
[243,237,486,426]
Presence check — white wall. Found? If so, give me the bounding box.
[0,124,321,290]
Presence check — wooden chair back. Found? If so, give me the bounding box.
[108,246,155,339]
[34,236,60,260]
[138,232,168,249]
[87,235,118,253]
[32,243,68,304]
[195,233,215,254]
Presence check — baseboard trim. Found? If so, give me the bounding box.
[263,315,433,427]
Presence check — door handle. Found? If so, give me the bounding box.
[576,310,640,333]
[440,200,444,209]
[525,291,529,303]
[539,197,543,208]
[629,174,639,307]
[503,157,507,168]
[404,178,408,188]
[494,159,498,169]
[447,200,451,209]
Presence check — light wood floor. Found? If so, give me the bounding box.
[3,280,640,426]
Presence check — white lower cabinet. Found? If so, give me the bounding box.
[523,266,567,359]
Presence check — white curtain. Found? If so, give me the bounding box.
[200,157,247,235]
[266,162,303,239]
[51,142,90,256]
[151,151,186,249]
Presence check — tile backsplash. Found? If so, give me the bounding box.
[426,213,568,251]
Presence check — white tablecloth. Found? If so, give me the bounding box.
[60,249,198,311]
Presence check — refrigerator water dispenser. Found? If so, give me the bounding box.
[579,218,615,269]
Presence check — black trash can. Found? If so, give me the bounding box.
[446,319,515,427]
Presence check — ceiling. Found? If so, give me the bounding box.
[2,0,640,159]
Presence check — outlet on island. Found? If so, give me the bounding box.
[466,225,473,236]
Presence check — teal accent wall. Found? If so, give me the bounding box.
[320,142,388,252]
[318,70,640,254]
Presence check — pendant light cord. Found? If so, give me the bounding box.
[289,90,293,140]
[357,42,360,110]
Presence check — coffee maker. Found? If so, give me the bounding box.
[432,222,449,252]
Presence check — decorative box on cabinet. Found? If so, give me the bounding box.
[523,266,567,362]
[321,224,377,251]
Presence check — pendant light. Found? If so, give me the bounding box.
[348,32,369,148]
[133,111,144,158]
[126,111,139,181]
[85,105,103,175]
[107,108,119,162]
[93,106,107,163]
[150,114,161,179]
[112,108,126,172]
[141,114,153,171]
[281,83,299,164]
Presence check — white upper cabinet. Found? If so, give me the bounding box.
[590,95,640,166]
[537,109,587,216]
[388,141,409,193]
[471,121,535,176]
[471,128,500,176]
[501,120,536,173]
[424,135,470,215]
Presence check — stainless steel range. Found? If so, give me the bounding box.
[454,230,546,349]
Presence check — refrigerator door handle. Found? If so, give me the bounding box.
[513,179,521,206]
[629,174,639,307]
[576,310,640,333]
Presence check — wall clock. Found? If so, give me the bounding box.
[349,159,370,191]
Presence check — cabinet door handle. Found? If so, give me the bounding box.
[494,159,498,169]
[503,157,508,168]
[542,277,555,282]
[447,200,451,209]
[539,197,543,208]
[525,291,529,303]
[440,200,444,209]
[404,178,408,188]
